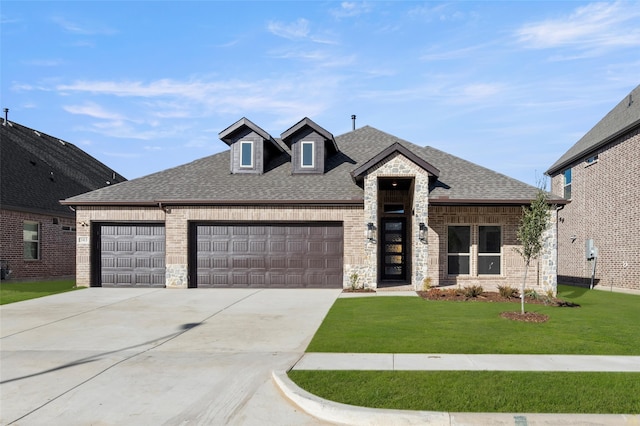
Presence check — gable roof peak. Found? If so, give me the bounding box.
[218,116,273,145]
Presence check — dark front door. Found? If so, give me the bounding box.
[381,218,407,281]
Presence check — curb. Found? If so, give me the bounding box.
[272,370,640,426]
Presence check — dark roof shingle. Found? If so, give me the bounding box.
[547,84,640,175]
[1,121,126,216]
[63,124,560,206]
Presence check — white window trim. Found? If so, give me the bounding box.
[240,141,253,168]
[23,221,40,260]
[301,141,315,168]
[477,224,502,276]
[447,224,471,276]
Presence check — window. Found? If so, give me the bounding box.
[563,168,572,199]
[301,141,314,168]
[447,226,470,275]
[23,221,40,260]
[384,204,405,214]
[478,226,501,275]
[240,141,253,168]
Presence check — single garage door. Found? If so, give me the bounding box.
[192,222,343,288]
[97,224,165,287]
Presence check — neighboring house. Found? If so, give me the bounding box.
[547,85,640,291]
[0,117,126,280]
[63,117,565,292]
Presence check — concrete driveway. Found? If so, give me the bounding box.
[0,288,341,425]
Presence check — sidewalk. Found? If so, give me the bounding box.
[292,352,640,372]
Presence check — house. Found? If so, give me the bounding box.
[0,116,126,280]
[546,85,640,291]
[62,117,565,292]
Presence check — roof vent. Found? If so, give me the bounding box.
[351,114,356,131]
[59,139,66,146]
[629,93,634,107]
[3,108,8,126]
[34,130,41,137]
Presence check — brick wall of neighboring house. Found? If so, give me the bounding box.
[0,209,76,280]
[427,205,554,293]
[74,205,365,288]
[550,128,640,290]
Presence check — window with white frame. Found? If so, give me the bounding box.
[240,141,253,168]
[23,221,40,260]
[301,141,314,168]
[478,225,501,275]
[563,168,572,199]
[447,226,470,275]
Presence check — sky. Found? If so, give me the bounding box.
[2,1,639,188]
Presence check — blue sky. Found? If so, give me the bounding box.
[2,1,639,187]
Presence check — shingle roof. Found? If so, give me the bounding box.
[63,124,561,206]
[547,84,640,175]
[1,120,126,216]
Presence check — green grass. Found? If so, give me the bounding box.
[0,280,81,305]
[306,285,640,355]
[290,285,640,413]
[288,370,640,414]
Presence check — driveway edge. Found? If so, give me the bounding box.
[272,370,640,426]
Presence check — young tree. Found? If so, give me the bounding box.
[515,188,551,314]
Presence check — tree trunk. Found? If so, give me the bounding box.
[521,260,529,315]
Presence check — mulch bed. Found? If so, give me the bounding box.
[417,288,579,323]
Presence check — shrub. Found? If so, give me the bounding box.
[463,285,484,298]
[498,285,518,298]
[422,277,433,291]
[524,288,539,300]
[350,273,359,290]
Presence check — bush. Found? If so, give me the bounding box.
[463,285,484,298]
[498,285,518,298]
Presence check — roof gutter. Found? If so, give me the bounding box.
[429,198,569,206]
[61,199,365,207]
[546,119,640,176]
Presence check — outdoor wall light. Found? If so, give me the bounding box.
[419,222,427,242]
[367,222,375,241]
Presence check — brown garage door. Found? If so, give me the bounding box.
[97,224,165,287]
[192,222,343,288]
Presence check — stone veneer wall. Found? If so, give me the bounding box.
[427,205,557,295]
[74,205,364,288]
[363,153,432,289]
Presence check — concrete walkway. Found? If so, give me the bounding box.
[293,352,640,372]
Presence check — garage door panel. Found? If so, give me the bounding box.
[99,224,165,288]
[195,223,343,288]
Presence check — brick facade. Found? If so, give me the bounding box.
[550,128,640,290]
[426,205,556,294]
[74,205,364,288]
[0,209,76,279]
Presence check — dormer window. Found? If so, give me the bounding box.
[301,141,314,168]
[240,141,253,168]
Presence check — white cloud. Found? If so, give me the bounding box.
[51,16,117,35]
[267,18,310,40]
[63,102,125,120]
[330,2,373,19]
[515,1,640,50]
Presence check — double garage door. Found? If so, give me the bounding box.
[192,222,343,288]
[96,222,343,288]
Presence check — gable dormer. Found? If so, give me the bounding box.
[218,117,284,174]
[280,117,338,174]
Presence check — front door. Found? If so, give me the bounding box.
[381,218,407,281]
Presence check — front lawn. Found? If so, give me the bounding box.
[306,285,640,355]
[0,280,80,305]
[291,286,640,413]
[288,370,640,414]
